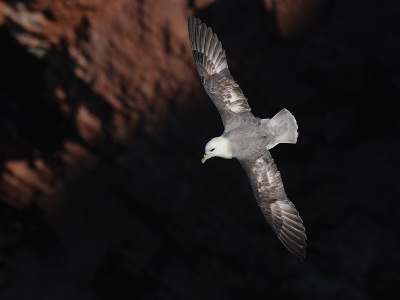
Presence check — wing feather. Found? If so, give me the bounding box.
[239,152,307,261]
[188,16,252,127]
[204,28,212,57]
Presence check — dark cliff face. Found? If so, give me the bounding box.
[1,0,400,299]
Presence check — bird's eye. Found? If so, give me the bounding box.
[210,148,215,152]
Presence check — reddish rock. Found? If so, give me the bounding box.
[192,0,215,10]
[264,0,320,38]
[2,0,199,141]
[0,159,55,210]
[58,140,97,179]
[0,0,200,209]
[75,105,104,145]
[0,2,5,25]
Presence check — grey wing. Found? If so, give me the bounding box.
[239,151,307,261]
[188,16,252,128]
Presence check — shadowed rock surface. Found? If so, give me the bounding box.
[1,0,400,299]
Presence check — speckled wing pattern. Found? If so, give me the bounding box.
[239,152,307,261]
[188,16,252,128]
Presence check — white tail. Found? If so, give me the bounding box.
[263,109,298,150]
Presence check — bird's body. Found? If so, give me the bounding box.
[189,16,307,260]
[224,122,265,159]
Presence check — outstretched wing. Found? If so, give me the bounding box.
[239,151,307,261]
[188,16,252,128]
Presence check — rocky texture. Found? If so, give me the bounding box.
[265,0,322,38]
[0,0,203,210]
[2,0,198,139]
[1,0,400,299]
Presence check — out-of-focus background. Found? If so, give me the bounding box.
[0,0,399,299]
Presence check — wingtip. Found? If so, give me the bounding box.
[188,15,194,26]
[188,15,201,28]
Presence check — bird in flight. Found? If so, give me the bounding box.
[188,16,307,261]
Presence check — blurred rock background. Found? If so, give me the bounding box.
[0,0,399,299]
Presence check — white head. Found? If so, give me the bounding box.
[201,137,233,163]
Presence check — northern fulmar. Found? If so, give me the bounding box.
[188,16,307,261]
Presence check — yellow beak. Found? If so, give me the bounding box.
[201,154,210,164]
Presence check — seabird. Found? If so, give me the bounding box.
[188,16,307,261]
